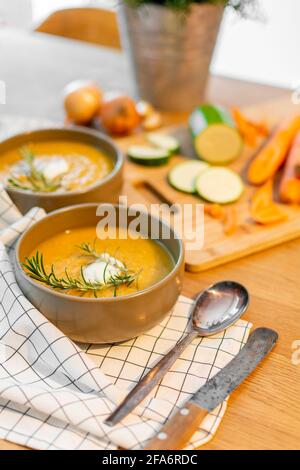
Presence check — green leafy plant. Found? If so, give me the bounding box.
[123,0,259,16]
[7,147,62,193]
[23,244,139,298]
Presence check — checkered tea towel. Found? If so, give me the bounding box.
[0,187,252,450]
[0,116,252,450]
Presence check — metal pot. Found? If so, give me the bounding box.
[118,3,223,112]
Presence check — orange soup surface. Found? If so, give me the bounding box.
[26,226,174,298]
[0,140,113,192]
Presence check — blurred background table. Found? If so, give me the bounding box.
[0,26,299,451]
[0,27,290,120]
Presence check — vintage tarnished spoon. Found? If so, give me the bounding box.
[105,280,249,426]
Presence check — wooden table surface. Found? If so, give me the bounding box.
[0,27,299,451]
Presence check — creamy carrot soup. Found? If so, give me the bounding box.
[25,226,174,298]
[0,140,113,192]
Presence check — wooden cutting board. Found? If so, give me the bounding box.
[116,96,300,272]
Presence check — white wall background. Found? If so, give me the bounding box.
[211,0,300,89]
[0,0,32,28]
[0,0,299,90]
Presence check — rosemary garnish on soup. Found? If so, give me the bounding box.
[1,141,113,193]
[23,243,139,298]
[7,147,63,192]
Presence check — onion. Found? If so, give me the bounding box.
[100,95,140,135]
[63,80,102,124]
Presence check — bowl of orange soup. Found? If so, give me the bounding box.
[15,203,184,343]
[0,127,123,213]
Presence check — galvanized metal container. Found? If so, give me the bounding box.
[118,3,223,112]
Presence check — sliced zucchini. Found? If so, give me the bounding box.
[196,167,244,204]
[189,104,243,164]
[146,133,180,154]
[168,161,209,193]
[127,145,170,166]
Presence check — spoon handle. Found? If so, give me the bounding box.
[105,330,198,427]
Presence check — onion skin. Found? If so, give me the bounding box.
[64,82,103,124]
[136,100,154,119]
[100,95,140,135]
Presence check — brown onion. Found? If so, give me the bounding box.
[100,95,140,135]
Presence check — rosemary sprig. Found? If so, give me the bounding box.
[7,147,61,193]
[7,177,33,191]
[77,243,124,267]
[77,241,99,258]
[23,250,138,298]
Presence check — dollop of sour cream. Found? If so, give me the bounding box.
[36,157,69,181]
[82,254,125,285]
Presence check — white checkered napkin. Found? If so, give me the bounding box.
[0,254,252,452]
[0,116,253,450]
[0,186,45,251]
[0,190,252,451]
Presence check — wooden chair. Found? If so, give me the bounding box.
[35,7,121,49]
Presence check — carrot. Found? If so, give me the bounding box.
[247,115,300,185]
[279,131,300,204]
[204,203,225,220]
[223,207,238,236]
[205,204,238,235]
[251,179,273,212]
[251,204,288,225]
[250,179,288,225]
[232,108,269,147]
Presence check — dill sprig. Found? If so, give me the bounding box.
[23,250,138,298]
[7,147,61,193]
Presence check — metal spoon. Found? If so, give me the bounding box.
[105,280,249,426]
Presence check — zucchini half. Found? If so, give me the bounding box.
[189,104,243,164]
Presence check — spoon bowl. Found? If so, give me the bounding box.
[193,281,249,336]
